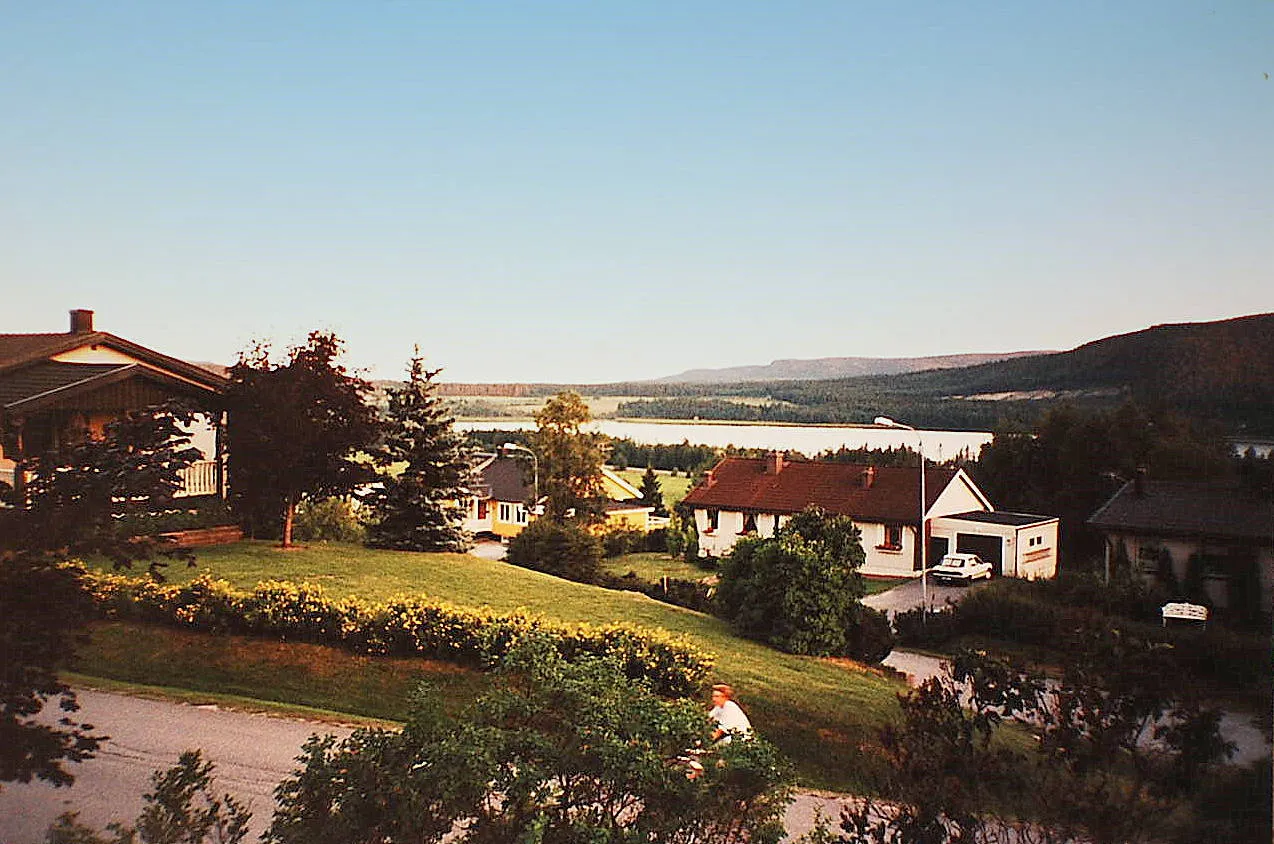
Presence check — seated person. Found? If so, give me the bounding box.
[708,683,752,743]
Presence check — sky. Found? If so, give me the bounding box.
[2,1,1271,383]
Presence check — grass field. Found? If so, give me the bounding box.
[83,541,905,791]
[615,467,694,506]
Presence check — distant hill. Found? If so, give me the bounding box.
[655,351,1050,383]
[882,313,1274,401]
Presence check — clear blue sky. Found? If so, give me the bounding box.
[3,1,1270,382]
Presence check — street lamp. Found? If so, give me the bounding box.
[501,442,539,508]
[874,417,928,618]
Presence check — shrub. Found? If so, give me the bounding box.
[716,507,867,657]
[598,572,716,614]
[505,518,603,583]
[80,568,712,697]
[845,605,895,664]
[114,498,237,537]
[293,497,366,543]
[268,644,793,844]
[600,526,645,558]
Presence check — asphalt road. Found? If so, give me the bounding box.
[0,690,354,844]
[0,689,845,843]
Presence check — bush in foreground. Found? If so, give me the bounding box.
[268,642,794,844]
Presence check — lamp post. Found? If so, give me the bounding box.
[874,417,927,618]
[501,442,539,509]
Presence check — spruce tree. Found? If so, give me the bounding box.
[639,465,667,516]
[365,351,473,551]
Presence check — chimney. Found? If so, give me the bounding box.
[705,469,717,488]
[769,451,785,474]
[1133,467,1147,497]
[69,309,94,334]
[861,466,877,488]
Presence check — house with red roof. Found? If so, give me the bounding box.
[0,309,229,501]
[683,452,1058,579]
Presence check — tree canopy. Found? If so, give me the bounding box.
[226,332,381,547]
[531,391,609,523]
[2,402,203,790]
[364,351,473,552]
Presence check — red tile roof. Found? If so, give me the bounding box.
[682,457,963,525]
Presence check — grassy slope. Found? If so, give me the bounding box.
[615,467,693,506]
[90,541,903,790]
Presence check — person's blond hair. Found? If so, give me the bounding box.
[711,683,735,700]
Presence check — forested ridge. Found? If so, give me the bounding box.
[442,314,1274,434]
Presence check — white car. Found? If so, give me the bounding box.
[930,552,993,585]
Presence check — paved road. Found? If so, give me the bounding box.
[0,690,845,843]
[0,690,355,844]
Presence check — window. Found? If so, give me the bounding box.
[1137,545,1163,574]
[880,525,903,551]
[742,513,757,534]
[516,504,528,524]
[707,509,719,531]
[499,502,513,523]
[477,500,488,519]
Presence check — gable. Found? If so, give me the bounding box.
[601,467,641,500]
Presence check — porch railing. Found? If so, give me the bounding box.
[176,460,220,498]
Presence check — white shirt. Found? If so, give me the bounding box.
[709,699,753,743]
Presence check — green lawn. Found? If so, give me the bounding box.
[601,552,713,582]
[615,468,694,507]
[88,541,904,791]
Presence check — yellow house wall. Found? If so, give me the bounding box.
[491,500,529,538]
[603,509,650,531]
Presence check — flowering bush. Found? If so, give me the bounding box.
[80,569,713,697]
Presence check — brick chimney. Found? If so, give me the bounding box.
[769,451,785,474]
[705,469,717,488]
[861,466,877,488]
[69,309,94,334]
[1133,467,1147,497]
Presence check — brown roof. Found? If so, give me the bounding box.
[0,362,133,409]
[0,330,227,392]
[1089,480,1274,544]
[478,455,533,502]
[682,456,966,524]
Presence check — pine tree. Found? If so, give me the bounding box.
[365,351,473,551]
[639,465,667,516]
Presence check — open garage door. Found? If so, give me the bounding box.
[957,533,1004,576]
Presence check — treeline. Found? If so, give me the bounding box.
[615,395,1053,432]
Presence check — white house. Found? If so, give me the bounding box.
[682,452,1058,579]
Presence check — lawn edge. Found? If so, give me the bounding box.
[61,670,402,730]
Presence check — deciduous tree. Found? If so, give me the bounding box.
[531,390,609,523]
[226,332,381,548]
[364,351,473,552]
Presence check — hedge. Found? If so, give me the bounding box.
[80,569,714,698]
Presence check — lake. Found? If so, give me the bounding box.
[456,419,993,462]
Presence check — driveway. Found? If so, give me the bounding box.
[863,573,991,616]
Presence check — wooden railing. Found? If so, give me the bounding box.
[176,460,219,498]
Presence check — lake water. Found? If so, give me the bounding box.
[456,419,993,462]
